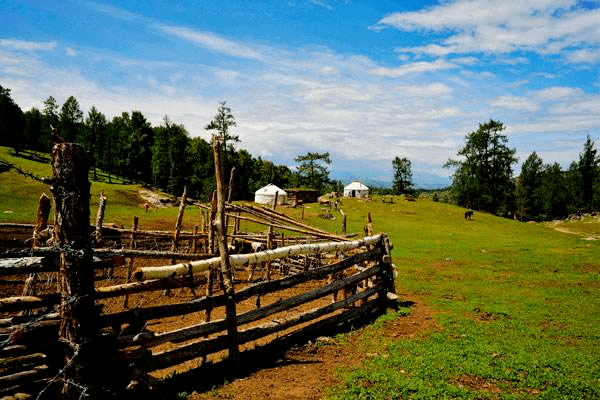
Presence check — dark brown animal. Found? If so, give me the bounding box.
[464,210,474,220]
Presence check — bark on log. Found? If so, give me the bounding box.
[0,365,51,388]
[0,352,47,371]
[21,193,51,314]
[340,209,347,236]
[94,248,213,261]
[50,142,98,399]
[95,275,207,300]
[94,191,107,246]
[123,215,139,309]
[0,294,59,312]
[172,186,187,252]
[212,136,239,369]
[134,234,384,281]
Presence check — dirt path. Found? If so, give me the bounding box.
[189,296,437,400]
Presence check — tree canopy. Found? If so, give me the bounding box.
[392,156,414,195]
[445,120,518,215]
[294,151,332,193]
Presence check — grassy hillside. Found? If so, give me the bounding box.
[317,198,599,399]
[1,146,599,399]
[0,146,199,229]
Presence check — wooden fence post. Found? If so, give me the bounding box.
[364,211,373,237]
[21,193,52,299]
[340,209,347,236]
[124,215,139,309]
[212,136,239,370]
[172,186,188,252]
[50,143,98,399]
[208,191,217,255]
[94,191,107,247]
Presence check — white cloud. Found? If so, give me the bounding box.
[535,86,582,100]
[371,59,457,77]
[377,0,600,62]
[65,47,77,57]
[0,39,57,51]
[158,25,263,60]
[491,96,540,112]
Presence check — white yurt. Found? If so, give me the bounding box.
[343,181,369,198]
[254,184,288,205]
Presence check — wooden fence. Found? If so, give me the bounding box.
[0,140,396,399]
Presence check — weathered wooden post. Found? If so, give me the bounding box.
[340,208,347,236]
[212,136,239,369]
[50,143,98,398]
[227,167,236,203]
[124,215,139,309]
[21,193,52,299]
[192,225,198,253]
[94,191,107,246]
[364,211,373,237]
[172,186,188,252]
[208,191,217,255]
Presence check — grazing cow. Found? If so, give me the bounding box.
[464,210,474,220]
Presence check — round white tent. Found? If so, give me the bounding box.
[343,181,369,198]
[254,184,288,205]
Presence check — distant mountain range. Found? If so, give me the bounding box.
[330,170,451,190]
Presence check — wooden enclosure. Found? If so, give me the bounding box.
[0,140,396,399]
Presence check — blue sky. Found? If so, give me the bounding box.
[1,0,599,187]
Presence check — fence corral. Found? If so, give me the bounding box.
[0,140,396,399]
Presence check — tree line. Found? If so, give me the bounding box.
[2,85,597,219]
[0,85,342,201]
[444,119,599,220]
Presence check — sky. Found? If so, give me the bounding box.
[1,0,599,188]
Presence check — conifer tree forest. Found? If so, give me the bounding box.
[1,85,599,219]
[0,86,342,201]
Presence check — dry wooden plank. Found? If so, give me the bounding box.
[94,248,213,261]
[0,365,51,388]
[113,264,380,349]
[138,287,383,372]
[141,334,229,372]
[0,257,55,275]
[99,292,226,328]
[0,294,59,312]
[0,353,46,371]
[95,275,207,300]
[237,286,380,345]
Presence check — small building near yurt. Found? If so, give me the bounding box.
[254,184,288,205]
[344,181,369,198]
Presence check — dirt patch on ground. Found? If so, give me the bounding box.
[382,296,439,340]
[138,188,172,209]
[188,295,437,400]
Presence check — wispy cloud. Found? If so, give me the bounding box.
[371,59,457,77]
[158,25,263,60]
[0,39,57,51]
[376,0,600,63]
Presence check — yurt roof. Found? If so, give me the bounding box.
[255,183,287,195]
[344,181,369,190]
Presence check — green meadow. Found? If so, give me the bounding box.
[1,146,599,399]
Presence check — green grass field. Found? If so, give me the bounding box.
[1,146,599,399]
